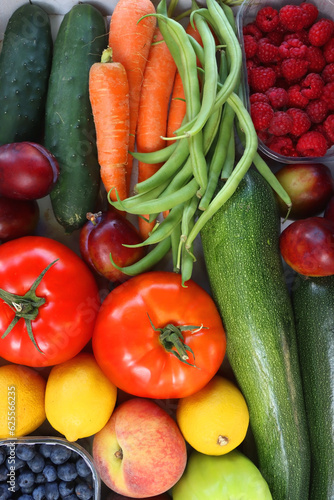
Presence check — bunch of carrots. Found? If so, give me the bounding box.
[89,0,291,284]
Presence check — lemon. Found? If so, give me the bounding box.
[0,364,46,438]
[176,375,249,455]
[45,352,117,442]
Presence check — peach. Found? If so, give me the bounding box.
[92,398,187,498]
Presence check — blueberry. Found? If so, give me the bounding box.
[18,469,35,489]
[75,457,91,478]
[62,495,78,500]
[35,472,47,484]
[0,463,8,480]
[45,481,60,500]
[32,484,46,500]
[57,462,77,482]
[58,480,75,497]
[0,447,6,465]
[39,444,52,459]
[0,483,12,499]
[50,446,72,465]
[16,444,36,461]
[17,495,33,500]
[5,455,25,471]
[75,480,93,500]
[43,464,57,482]
[21,485,35,494]
[28,453,45,473]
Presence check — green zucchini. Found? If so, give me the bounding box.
[44,4,106,233]
[200,168,310,500]
[292,274,334,500]
[0,4,52,145]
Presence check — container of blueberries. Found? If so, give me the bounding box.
[0,436,101,500]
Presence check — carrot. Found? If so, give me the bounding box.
[89,48,130,202]
[136,27,177,239]
[108,0,156,197]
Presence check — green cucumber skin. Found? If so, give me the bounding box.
[292,274,334,500]
[45,4,106,233]
[201,169,310,500]
[0,4,53,145]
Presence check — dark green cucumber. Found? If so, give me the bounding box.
[0,4,52,145]
[44,4,106,233]
[292,274,334,500]
[201,168,310,500]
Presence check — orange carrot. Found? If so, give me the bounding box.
[136,27,177,239]
[89,48,130,202]
[108,0,156,197]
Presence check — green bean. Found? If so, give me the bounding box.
[221,130,235,180]
[109,177,170,212]
[187,35,204,63]
[131,141,178,164]
[171,222,182,272]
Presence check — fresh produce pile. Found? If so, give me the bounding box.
[0,1,334,500]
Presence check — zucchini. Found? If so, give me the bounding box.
[292,274,334,500]
[200,168,310,500]
[0,4,52,145]
[44,4,106,233]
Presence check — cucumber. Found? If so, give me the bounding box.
[0,4,52,145]
[200,168,310,500]
[292,274,334,500]
[44,4,106,233]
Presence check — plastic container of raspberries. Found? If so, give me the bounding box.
[0,436,101,500]
[236,0,334,164]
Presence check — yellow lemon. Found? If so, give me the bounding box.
[45,352,117,442]
[0,364,46,438]
[176,375,249,455]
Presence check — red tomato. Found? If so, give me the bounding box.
[279,217,334,276]
[0,236,100,367]
[92,271,226,399]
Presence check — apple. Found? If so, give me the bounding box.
[274,163,334,220]
[92,398,187,498]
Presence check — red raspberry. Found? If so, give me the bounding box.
[286,108,311,136]
[322,81,334,110]
[251,102,274,131]
[257,38,280,63]
[268,111,293,135]
[284,30,310,46]
[296,131,328,156]
[300,2,319,28]
[287,84,310,108]
[308,19,334,47]
[267,61,283,79]
[267,28,285,46]
[278,38,308,59]
[300,73,325,99]
[246,59,258,73]
[279,5,307,32]
[281,58,310,81]
[323,114,334,143]
[257,130,270,144]
[250,92,270,104]
[324,37,334,63]
[306,99,329,123]
[244,35,258,59]
[248,66,277,92]
[243,22,263,41]
[312,123,334,147]
[267,135,296,156]
[265,87,288,108]
[322,63,334,83]
[306,46,326,73]
[255,6,280,33]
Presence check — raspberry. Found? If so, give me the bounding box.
[300,73,324,99]
[248,66,277,92]
[322,81,334,110]
[296,131,328,156]
[257,38,280,63]
[257,130,270,144]
[251,102,274,131]
[255,6,280,33]
[278,38,308,59]
[267,61,283,79]
[281,58,310,81]
[267,135,296,156]
[246,59,258,73]
[266,28,285,46]
[300,2,319,28]
[244,35,258,59]
[243,22,263,41]
[279,5,307,32]
[286,108,311,136]
[305,46,326,73]
[322,63,334,83]
[306,99,329,123]
[284,30,310,46]
[287,84,309,108]
[268,111,293,135]
[324,37,334,63]
[250,92,270,104]
[312,123,333,147]
[323,114,334,142]
[265,87,288,108]
[308,19,334,47]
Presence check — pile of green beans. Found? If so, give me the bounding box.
[109,0,291,285]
